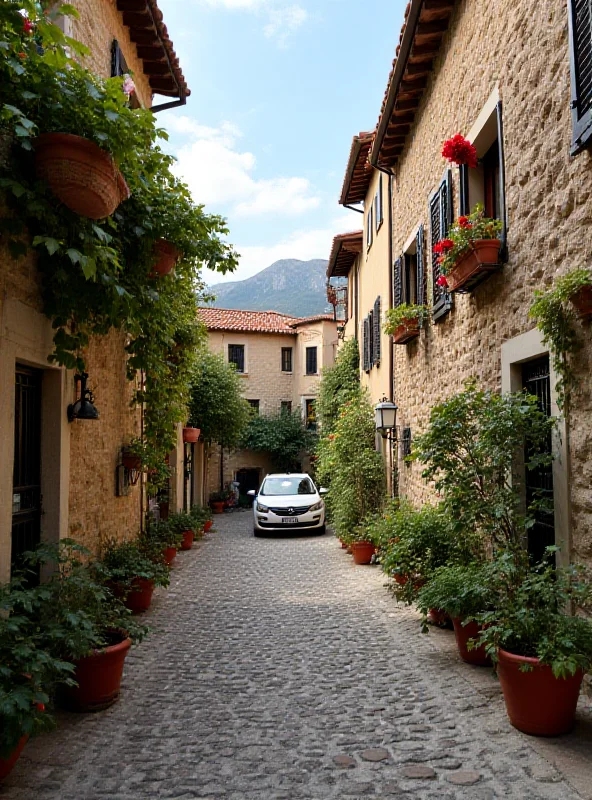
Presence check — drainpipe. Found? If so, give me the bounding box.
[344,203,364,214]
[151,96,186,114]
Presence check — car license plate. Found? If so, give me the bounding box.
[282,517,299,524]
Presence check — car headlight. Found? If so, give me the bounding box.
[256,502,269,513]
[309,500,324,512]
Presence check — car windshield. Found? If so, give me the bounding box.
[260,477,315,496]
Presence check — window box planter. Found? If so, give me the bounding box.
[351,541,375,565]
[392,319,420,344]
[446,239,502,292]
[451,618,491,666]
[183,427,200,443]
[58,630,132,712]
[150,239,181,277]
[496,648,584,736]
[0,736,28,781]
[34,133,130,220]
[570,284,592,319]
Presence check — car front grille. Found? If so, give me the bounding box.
[259,520,319,528]
[267,505,311,516]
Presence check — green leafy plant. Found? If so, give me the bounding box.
[383,304,429,335]
[239,410,316,472]
[188,504,211,529]
[316,337,360,434]
[475,550,592,678]
[0,577,75,759]
[168,510,202,538]
[209,490,230,503]
[434,204,502,276]
[416,562,496,625]
[529,268,591,410]
[95,538,170,591]
[139,519,182,556]
[412,381,556,554]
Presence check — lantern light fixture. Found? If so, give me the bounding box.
[67,372,100,423]
[374,396,398,439]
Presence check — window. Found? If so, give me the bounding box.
[281,347,293,372]
[372,297,381,366]
[374,175,383,231]
[228,344,245,373]
[401,428,412,459]
[281,401,292,415]
[305,399,317,431]
[361,300,381,369]
[247,399,260,413]
[430,170,453,321]
[394,226,426,310]
[366,206,373,250]
[305,347,317,375]
[111,40,140,109]
[568,0,592,153]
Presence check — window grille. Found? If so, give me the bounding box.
[401,427,412,459]
[569,0,592,152]
[228,344,245,373]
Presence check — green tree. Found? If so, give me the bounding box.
[187,350,250,449]
[239,411,316,472]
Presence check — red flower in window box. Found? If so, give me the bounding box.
[433,238,454,254]
[442,134,478,168]
[436,275,449,289]
[437,204,503,292]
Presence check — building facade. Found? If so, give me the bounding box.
[0,0,189,581]
[197,308,338,497]
[332,0,592,568]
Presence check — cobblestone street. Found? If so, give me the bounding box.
[2,512,592,800]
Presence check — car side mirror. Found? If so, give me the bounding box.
[319,488,329,495]
[247,489,256,497]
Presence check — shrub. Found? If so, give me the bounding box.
[96,538,170,591]
[239,410,316,472]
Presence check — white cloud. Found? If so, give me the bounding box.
[168,115,320,217]
[199,0,307,45]
[204,213,354,285]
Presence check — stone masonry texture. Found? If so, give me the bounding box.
[3,513,591,799]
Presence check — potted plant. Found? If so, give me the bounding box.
[435,204,503,292]
[140,519,182,566]
[209,490,229,514]
[529,267,592,410]
[384,303,429,344]
[150,239,181,277]
[416,563,493,665]
[121,443,143,472]
[0,578,74,780]
[348,527,376,565]
[24,541,147,713]
[96,538,170,614]
[475,551,592,736]
[183,426,201,443]
[168,510,200,551]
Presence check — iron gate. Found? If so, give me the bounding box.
[12,366,42,578]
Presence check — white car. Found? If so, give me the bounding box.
[248,473,327,536]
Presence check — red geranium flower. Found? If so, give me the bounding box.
[458,216,472,229]
[23,17,34,34]
[436,275,449,289]
[433,238,454,254]
[441,134,478,168]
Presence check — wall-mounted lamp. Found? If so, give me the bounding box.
[374,396,398,440]
[67,373,99,423]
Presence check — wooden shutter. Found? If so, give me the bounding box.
[362,317,370,371]
[393,256,403,308]
[431,171,453,321]
[111,40,128,77]
[373,297,381,365]
[568,0,592,152]
[416,225,426,306]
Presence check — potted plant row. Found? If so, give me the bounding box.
[96,539,170,614]
[209,490,229,514]
[383,303,429,344]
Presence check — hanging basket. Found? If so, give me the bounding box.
[183,427,200,443]
[446,239,501,292]
[34,133,130,219]
[570,284,592,319]
[150,239,181,277]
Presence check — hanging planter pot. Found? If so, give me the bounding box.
[451,618,491,666]
[570,284,592,319]
[58,630,132,712]
[392,318,420,344]
[34,133,130,219]
[0,736,28,781]
[183,427,200,443]
[121,448,142,471]
[496,648,584,736]
[180,530,194,551]
[150,239,181,277]
[351,541,375,565]
[446,239,501,292]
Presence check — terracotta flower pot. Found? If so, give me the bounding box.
[211,501,225,514]
[351,541,376,565]
[0,736,28,781]
[163,546,177,565]
[150,239,180,277]
[339,539,348,549]
[497,648,584,736]
[124,577,155,614]
[180,530,194,550]
[451,618,491,666]
[121,450,142,471]
[392,318,420,344]
[447,239,501,292]
[428,608,450,627]
[59,632,132,712]
[34,133,129,219]
[204,520,213,533]
[393,573,409,586]
[570,284,592,319]
[183,427,200,443]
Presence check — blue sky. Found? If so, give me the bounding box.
[157,0,407,285]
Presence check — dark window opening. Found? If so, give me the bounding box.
[305,399,317,430]
[228,344,245,373]
[305,347,317,375]
[281,347,293,372]
[483,141,501,221]
[281,401,292,414]
[247,399,260,414]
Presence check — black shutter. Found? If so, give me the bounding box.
[111,40,128,77]
[393,256,403,307]
[431,172,453,321]
[568,0,592,152]
[368,311,374,366]
[363,317,370,371]
[373,297,381,365]
[459,164,470,216]
[416,225,425,306]
[496,101,508,261]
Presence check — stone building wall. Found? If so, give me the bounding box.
[387,0,592,565]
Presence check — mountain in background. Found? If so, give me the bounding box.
[207,258,332,318]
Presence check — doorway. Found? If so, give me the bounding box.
[235,468,260,506]
[12,366,42,579]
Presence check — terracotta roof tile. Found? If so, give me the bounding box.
[288,314,336,328]
[198,308,301,335]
